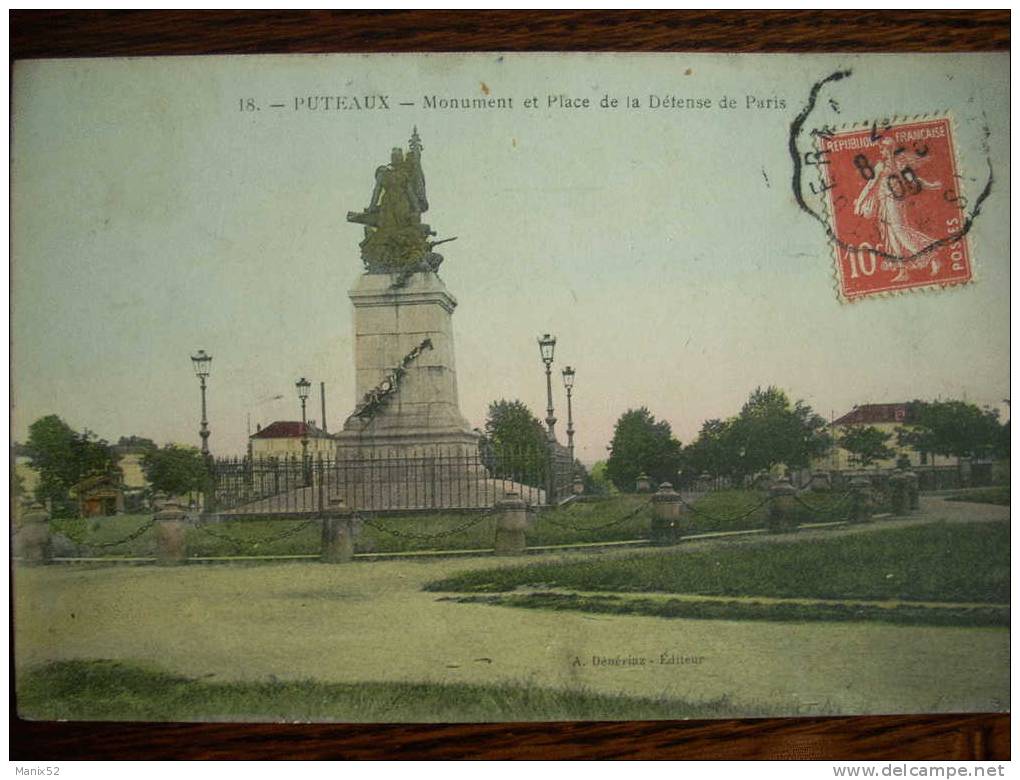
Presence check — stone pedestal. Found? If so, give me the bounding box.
[767,478,798,533]
[904,469,920,511]
[321,503,357,563]
[494,491,529,554]
[651,482,683,545]
[849,477,873,524]
[154,502,188,565]
[336,271,479,457]
[14,503,51,564]
[325,271,548,510]
[810,470,832,491]
[889,471,909,516]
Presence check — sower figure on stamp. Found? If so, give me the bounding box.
[853,138,942,282]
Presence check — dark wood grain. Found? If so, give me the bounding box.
[9,10,1011,57]
[10,712,1012,761]
[9,9,1010,761]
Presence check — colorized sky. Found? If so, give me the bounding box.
[11,53,1010,463]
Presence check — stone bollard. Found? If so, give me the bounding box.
[904,468,920,511]
[848,477,873,524]
[321,498,357,563]
[767,477,798,533]
[810,470,831,492]
[650,482,683,545]
[494,490,530,555]
[154,501,188,565]
[15,502,52,564]
[491,487,530,554]
[889,470,909,516]
[635,473,652,493]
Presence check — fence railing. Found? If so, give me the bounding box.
[209,445,576,516]
[830,464,965,493]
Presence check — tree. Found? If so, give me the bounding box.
[605,407,682,491]
[682,418,739,480]
[141,444,209,496]
[897,400,1005,460]
[482,399,549,483]
[725,386,830,478]
[117,435,157,450]
[681,387,830,481]
[839,425,895,467]
[24,415,119,517]
[588,460,616,495]
[483,399,548,452]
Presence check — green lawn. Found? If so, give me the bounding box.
[426,521,1010,605]
[49,514,322,558]
[681,489,769,532]
[49,514,160,557]
[944,487,1010,506]
[527,495,652,546]
[17,659,768,722]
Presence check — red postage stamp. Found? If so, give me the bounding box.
[815,116,972,301]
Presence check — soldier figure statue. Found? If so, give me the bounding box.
[347,127,454,274]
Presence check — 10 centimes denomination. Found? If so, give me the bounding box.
[813,116,972,301]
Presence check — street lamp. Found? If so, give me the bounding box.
[562,365,576,464]
[191,350,212,458]
[537,334,557,440]
[296,377,311,481]
[538,334,557,505]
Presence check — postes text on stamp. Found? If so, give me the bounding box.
[816,116,972,301]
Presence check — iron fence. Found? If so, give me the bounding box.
[209,444,576,517]
[831,464,966,493]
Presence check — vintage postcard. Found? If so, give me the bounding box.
[11,53,1009,723]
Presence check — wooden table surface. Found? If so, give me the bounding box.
[9,9,1010,761]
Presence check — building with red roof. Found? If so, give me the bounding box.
[831,403,912,427]
[821,403,956,471]
[249,420,336,459]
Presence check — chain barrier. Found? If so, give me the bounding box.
[45,484,870,560]
[676,493,773,525]
[191,516,319,551]
[355,506,497,542]
[539,498,654,533]
[53,517,158,551]
[791,491,855,520]
[675,488,859,526]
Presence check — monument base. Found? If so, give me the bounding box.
[330,431,545,511]
[336,270,480,458]
[334,428,482,460]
